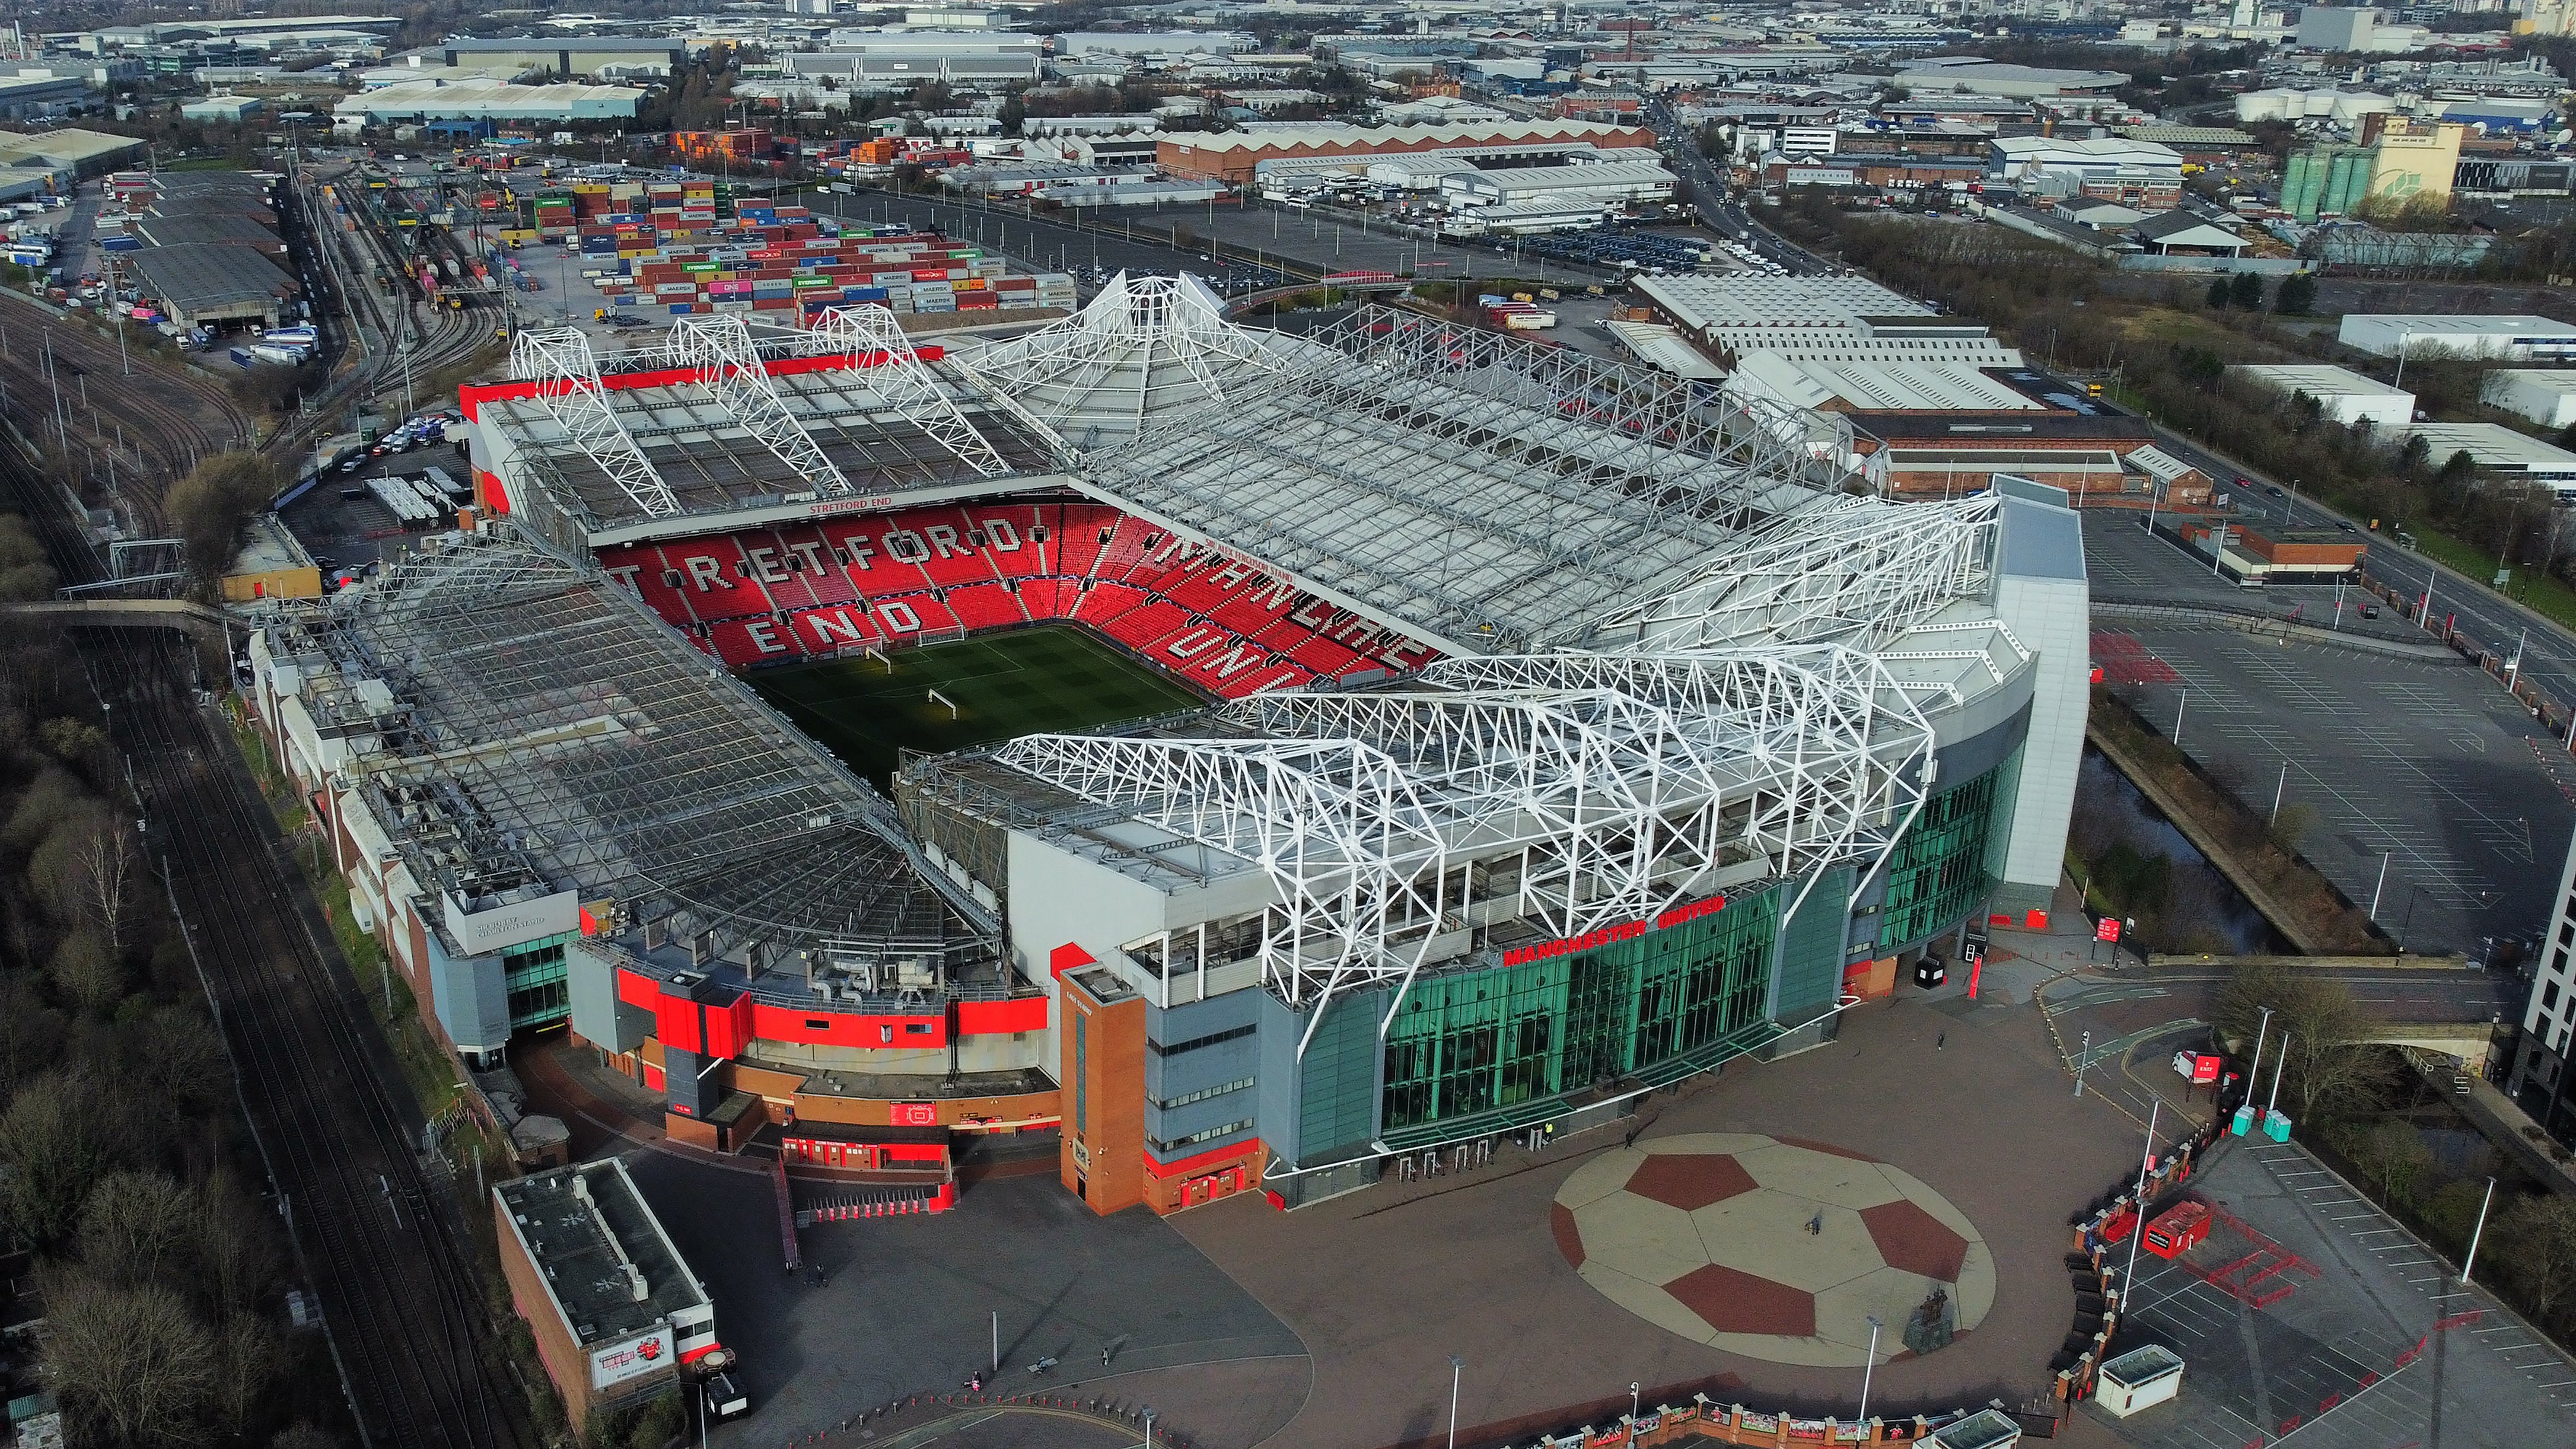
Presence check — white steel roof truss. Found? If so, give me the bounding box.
[805,304,1011,476]
[994,645,1931,1055]
[506,327,684,519]
[665,316,858,499]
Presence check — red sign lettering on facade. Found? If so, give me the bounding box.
[1502,895,1728,969]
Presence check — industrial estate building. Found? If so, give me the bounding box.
[246,276,2087,1218]
[2481,370,2576,429]
[2339,314,2576,362]
[2230,364,2416,428]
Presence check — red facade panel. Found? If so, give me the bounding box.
[654,991,703,1054]
[700,992,755,1059]
[746,1002,947,1049]
[956,996,1048,1035]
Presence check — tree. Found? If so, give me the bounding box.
[0,1073,122,1247]
[2350,1119,2433,1208]
[2275,272,2317,314]
[2213,963,2392,1122]
[65,814,135,953]
[2228,271,2264,310]
[49,928,122,1014]
[2206,277,2231,309]
[0,514,55,601]
[76,1171,197,1290]
[191,1170,282,1316]
[163,452,282,591]
[2496,1195,2576,1320]
[38,1270,216,1447]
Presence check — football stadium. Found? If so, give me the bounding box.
[242,273,2088,1216]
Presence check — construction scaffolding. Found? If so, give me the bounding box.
[270,526,1001,986]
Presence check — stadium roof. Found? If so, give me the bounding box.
[270,530,999,973]
[915,491,2032,1036]
[476,316,1061,539]
[948,273,1300,445]
[1071,308,1851,657]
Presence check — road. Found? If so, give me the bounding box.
[1643,98,1837,277]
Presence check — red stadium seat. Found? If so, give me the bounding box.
[593,502,1440,695]
[947,584,1028,630]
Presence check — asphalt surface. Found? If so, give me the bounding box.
[622,1155,1308,1449]
[2103,408,2576,740]
[2092,1135,2576,1449]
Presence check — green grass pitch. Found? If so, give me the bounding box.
[748,626,1209,786]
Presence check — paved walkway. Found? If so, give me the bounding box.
[1553,1133,1994,1367]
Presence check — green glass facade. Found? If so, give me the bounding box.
[1879,756,2014,950]
[502,934,573,1030]
[1380,892,1782,1146]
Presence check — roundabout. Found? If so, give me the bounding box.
[1550,1132,1996,1368]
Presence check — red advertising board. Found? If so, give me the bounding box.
[890,1101,938,1127]
[2096,916,2122,942]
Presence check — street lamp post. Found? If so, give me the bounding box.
[1858,1316,1883,1425]
[1627,1383,1641,1446]
[2119,1098,2164,1302]
[1445,1357,1465,1449]
[2464,1177,2498,1284]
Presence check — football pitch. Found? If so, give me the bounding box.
[748,626,1208,785]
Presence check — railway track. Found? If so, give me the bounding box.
[0,299,259,530]
[89,628,524,1449]
[281,167,495,456]
[0,370,523,1449]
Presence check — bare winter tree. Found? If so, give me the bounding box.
[2497,1195,2576,1323]
[72,816,135,954]
[75,1171,196,1291]
[37,1269,217,1447]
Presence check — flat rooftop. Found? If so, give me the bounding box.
[124,243,298,313]
[496,1158,706,1348]
[2400,421,2576,476]
[2231,362,2412,397]
[1634,273,1932,331]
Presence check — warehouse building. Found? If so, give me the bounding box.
[2398,422,2576,494]
[1437,160,1677,211]
[2231,364,2416,428]
[0,127,144,180]
[785,30,1043,90]
[495,1160,719,1426]
[1633,275,2024,372]
[2481,370,2576,429]
[1160,120,1658,184]
[2339,314,2576,362]
[441,37,686,79]
[125,243,298,329]
[333,78,646,129]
